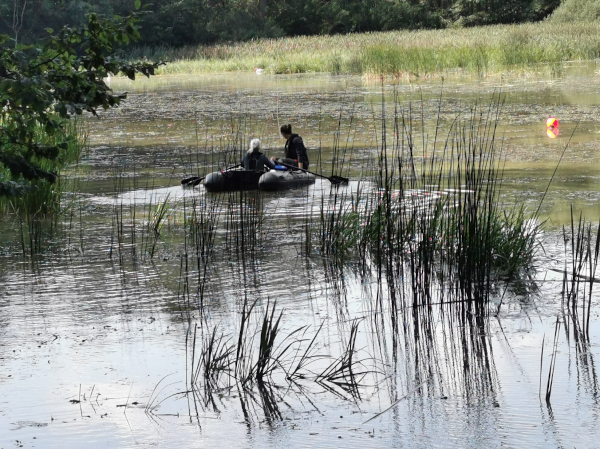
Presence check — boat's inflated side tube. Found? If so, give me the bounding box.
[203,171,227,192]
[203,170,264,192]
[258,169,316,191]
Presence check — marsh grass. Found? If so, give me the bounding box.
[145,193,171,259]
[129,22,600,77]
[313,93,542,313]
[0,120,86,255]
[561,210,600,343]
[199,324,235,388]
[185,297,370,405]
[318,319,368,398]
[255,300,306,383]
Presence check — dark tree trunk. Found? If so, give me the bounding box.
[259,0,267,19]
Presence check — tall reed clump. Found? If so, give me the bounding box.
[393,101,540,311]
[315,94,542,313]
[0,119,86,254]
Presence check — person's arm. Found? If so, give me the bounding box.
[263,154,276,170]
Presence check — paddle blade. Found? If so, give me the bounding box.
[328,175,349,185]
[182,176,204,187]
[181,176,197,185]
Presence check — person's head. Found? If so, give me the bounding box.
[248,138,261,154]
[280,124,292,140]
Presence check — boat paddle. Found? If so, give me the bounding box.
[181,164,243,187]
[278,162,349,185]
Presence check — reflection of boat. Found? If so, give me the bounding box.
[203,169,315,192]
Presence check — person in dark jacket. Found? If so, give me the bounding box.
[243,138,276,171]
[272,124,309,170]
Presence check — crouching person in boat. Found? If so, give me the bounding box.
[243,138,276,171]
[271,124,309,170]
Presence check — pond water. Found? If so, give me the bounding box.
[1,69,600,448]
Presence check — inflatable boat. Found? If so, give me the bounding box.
[202,168,315,192]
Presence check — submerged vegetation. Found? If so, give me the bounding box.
[136,22,600,77]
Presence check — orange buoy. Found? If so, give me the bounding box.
[546,117,559,128]
[547,127,559,139]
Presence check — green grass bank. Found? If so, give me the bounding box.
[131,22,600,77]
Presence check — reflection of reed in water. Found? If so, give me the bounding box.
[561,212,599,345]
[360,277,501,420]
[544,212,600,404]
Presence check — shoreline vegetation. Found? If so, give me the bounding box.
[128,22,600,78]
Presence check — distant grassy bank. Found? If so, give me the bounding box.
[131,22,600,78]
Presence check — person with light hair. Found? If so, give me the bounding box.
[242,138,276,171]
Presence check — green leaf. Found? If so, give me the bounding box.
[135,0,141,10]
[0,11,159,199]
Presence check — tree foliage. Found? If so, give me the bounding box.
[0,0,562,48]
[0,10,161,197]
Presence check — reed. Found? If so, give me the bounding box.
[147,193,171,259]
[286,322,325,381]
[312,94,542,314]
[318,319,368,398]
[255,300,286,383]
[127,22,600,77]
[561,209,600,344]
[0,119,86,255]
[234,294,258,385]
[199,324,235,388]
[545,315,561,404]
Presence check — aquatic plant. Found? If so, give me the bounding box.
[255,300,287,383]
[545,315,561,404]
[127,22,600,77]
[312,94,542,314]
[234,294,258,386]
[0,119,86,255]
[318,319,368,399]
[286,321,325,381]
[561,209,600,343]
[198,324,235,388]
[147,193,171,259]
[318,199,362,260]
[0,119,85,216]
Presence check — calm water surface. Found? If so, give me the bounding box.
[1,70,600,448]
